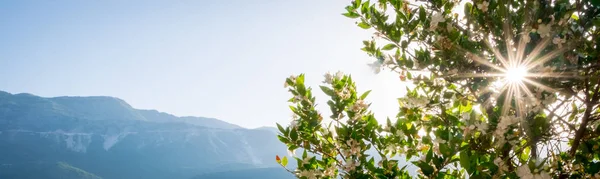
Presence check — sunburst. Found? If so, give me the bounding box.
[453,26,577,117]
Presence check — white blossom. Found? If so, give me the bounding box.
[401,96,429,108]
[430,12,444,31]
[395,130,405,138]
[335,71,344,79]
[285,75,296,88]
[290,119,298,129]
[288,149,296,157]
[537,24,551,38]
[343,158,360,171]
[553,36,566,48]
[475,121,488,134]
[434,78,445,86]
[477,1,489,12]
[494,116,519,143]
[462,125,476,135]
[298,169,320,179]
[461,112,471,121]
[344,139,361,157]
[323,166,336,177]
[433,138,446,144]
[302,156,314,165]
[433,144,442,155]
[323,73,333,84]
[338,89,351,100]
[419,154,427,162]
[538,171,552,179]
[350,100,368,113]
[517,165,534,179]
[382,124,391,132]
[368,61,383,74]
[385,143,398,154]
[522,33,531,44]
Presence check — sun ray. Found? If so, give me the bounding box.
[454,73,504,78]
[516,81,536,116]
[527,72,582,78]
[446,17,585,120]
[524,46,573,69]
[515,83,525,116]
[521,78,557,93]
[484,39,511,68]
[469,54,508,72]
[520,38,552,65]
[517,81,536,98]
[515,33,530,66]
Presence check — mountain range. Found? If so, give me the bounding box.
[0,91,295,179]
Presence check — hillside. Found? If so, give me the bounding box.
[192,167,295,179]
[0,91,288,179]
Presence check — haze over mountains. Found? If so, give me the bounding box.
[0,90,294,179]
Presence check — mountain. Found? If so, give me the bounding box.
[0,91,289,179]
[137,109,241,129]
[191,167,295,179]
[0,161,102,179]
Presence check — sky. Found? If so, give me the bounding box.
[0,0,407,128]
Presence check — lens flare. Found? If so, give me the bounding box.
[505,66,528,83]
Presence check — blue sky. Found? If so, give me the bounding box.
[0,0,406,128]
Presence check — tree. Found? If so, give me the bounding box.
[276,0,600,178]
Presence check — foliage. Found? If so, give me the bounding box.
[276,0,600,178]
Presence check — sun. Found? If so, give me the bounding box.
[505,66,528,83]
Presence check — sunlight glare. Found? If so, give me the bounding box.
[505,66,527,83]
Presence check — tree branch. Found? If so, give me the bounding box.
[570,77,600,156]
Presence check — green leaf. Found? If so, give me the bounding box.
[320,86,335,96]
[360,1,370,14]
[416,162,435,176]
[352,0,362,8]
[277,135,290,143]
[439,143,452,157]
[342,12,360,18]
[426,147,433,163]
[382,43,397,50]
[443,92,454,99]
[418,6,426,22]
[282,156,288,167]
[358,22,371,29]
[276,123,286,134]
[296,74,305,85]
[521,147,530,161]
[360,90,372,100]
[569,102,578,121]
[290,128,298,141]
[460,151,471,173]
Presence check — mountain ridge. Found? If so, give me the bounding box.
[0,90,288,179]
[0,90,244,129]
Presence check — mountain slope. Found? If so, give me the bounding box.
[138,109,241,129]
[0,91,286,179]
[0,161,102,179]
[191,167,294,179]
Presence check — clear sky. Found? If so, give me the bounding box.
[0,0,406,128]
